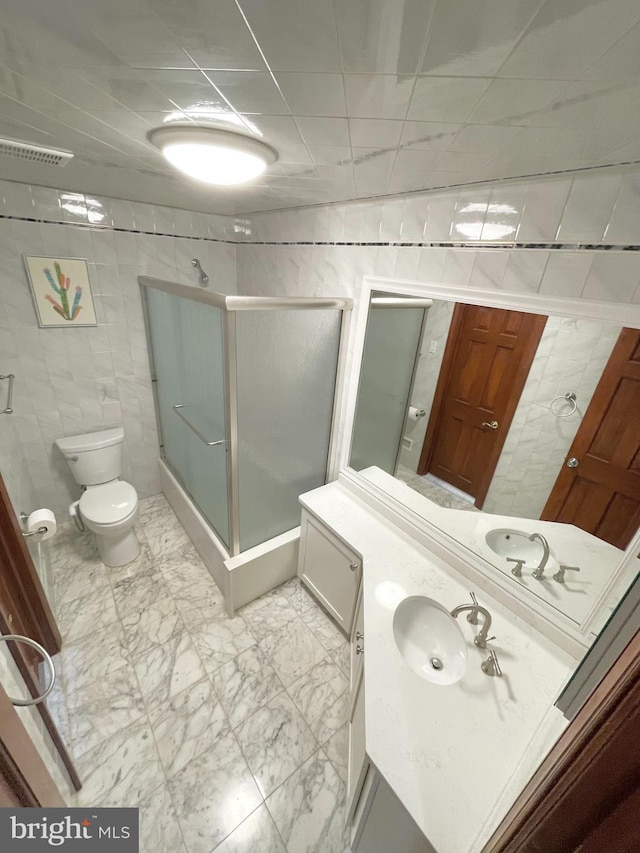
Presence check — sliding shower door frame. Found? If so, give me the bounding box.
[139,276,353,559]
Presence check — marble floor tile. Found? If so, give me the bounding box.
[210,646,283,729]
[49,525,102,573]
[157,546,213,595]
[259,618,326,687]
[73,718,164,809]
[266,749,348,853]
[139,783,188,853]
[106,541,155,583]
[169,731,263,853]
[323,724,348,785]
[144,517,193,563]
[121,596,184,658]
[190,615,256,675]
[137,493,172,525]
[287,658,349,745]
[173,577,226,629]
[133,630,207,715]
[150,677,230,778]
[278,578,315,615]
[57,587,119,644]
[302,606,348,655]
[59,622,131,686]
[66,664,145,759]
[331,645,351,681]
[234,692,317,799]
[239,591,298,641]
[213,804,286,853]
[112,567,170,616]
[53,557,111,609]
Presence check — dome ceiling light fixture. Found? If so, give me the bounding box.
[148,124,278,186]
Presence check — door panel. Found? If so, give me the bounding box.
[419,304,546,506]
[542,328,640,548]
[0,681,64,806]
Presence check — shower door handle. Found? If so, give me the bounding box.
[172,405,226,447]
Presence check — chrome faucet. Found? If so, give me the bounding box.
[450,597,494,648]
[529,533,550,579]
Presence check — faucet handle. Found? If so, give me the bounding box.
[474,634,496,649]
[506,558,525,578]
[481,650,502,677]
[553,565,581,583]
[466,592,479,624]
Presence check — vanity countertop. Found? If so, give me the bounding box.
[300,476,578,853]
[359,466,622,628]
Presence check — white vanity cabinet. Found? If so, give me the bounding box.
[347,589,433,852]
[297,509,361,633]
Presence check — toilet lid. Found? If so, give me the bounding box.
[79,481,137,525]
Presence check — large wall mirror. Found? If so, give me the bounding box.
[345,276,640,641]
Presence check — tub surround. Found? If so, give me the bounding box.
[300,475,577,852]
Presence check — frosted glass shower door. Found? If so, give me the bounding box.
[235,309,342,551]
[145,288,230,548]
[350,306,425,474]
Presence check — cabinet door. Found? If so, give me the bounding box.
[350,588,365,693]
[353,774,434,853]
[347,665,368,821]
[298,511,361,633]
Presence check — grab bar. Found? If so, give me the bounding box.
[172,404,226,447]
[0,373,15,414]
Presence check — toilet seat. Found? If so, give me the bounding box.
[79,480,138,526]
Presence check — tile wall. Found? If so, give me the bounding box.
[0,181,236,520]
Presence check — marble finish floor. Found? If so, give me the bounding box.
[396,464,480,512]
[46,495,351,853]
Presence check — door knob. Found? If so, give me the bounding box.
[567,457,579,468]
[482,421,499,430]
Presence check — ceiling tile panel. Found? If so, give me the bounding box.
[348,118,403,148]
[420,0,544,77]
[202,71,289,115]
[334,0,437,74]
[237,0,341,72]
[0,0,639,214]
[145,0,266,69]
[407,76,492,122]
[344,74,415,119]
[294,117,350,147]
[275,73,347,117]
[400,121,463,150]
[497,0,640,80]
[467,78,572,125]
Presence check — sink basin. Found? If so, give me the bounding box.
[485,528,546,563]
[393,596,467,686]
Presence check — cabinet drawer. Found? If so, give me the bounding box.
[347,665,367,821]
[298,511,361,633]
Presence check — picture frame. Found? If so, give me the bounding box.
[23,255,97,328]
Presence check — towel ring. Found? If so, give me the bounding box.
[550,392,577,418]
[0,634,56,706]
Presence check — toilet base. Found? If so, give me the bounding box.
[95,526,141,568]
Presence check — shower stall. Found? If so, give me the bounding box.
[139,276,352,613]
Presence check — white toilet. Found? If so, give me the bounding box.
[56,427,141,568]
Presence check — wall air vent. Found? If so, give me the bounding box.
[0,138,73,167]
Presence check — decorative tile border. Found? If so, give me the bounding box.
[1,213,639,252]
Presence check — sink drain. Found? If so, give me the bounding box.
[430,657,444,671]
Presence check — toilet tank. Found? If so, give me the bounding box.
[56,427,124,486]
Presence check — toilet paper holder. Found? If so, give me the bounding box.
[21,526,49,538]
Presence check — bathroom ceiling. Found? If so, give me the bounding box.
[1,0,640,215]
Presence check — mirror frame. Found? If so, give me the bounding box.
[337,274,640,649]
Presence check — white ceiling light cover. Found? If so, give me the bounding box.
[148,125,278,186]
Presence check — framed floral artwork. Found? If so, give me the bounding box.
[23,255,97,328]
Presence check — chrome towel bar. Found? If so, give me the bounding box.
[172,404,226,447]
[0,373,15,414]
